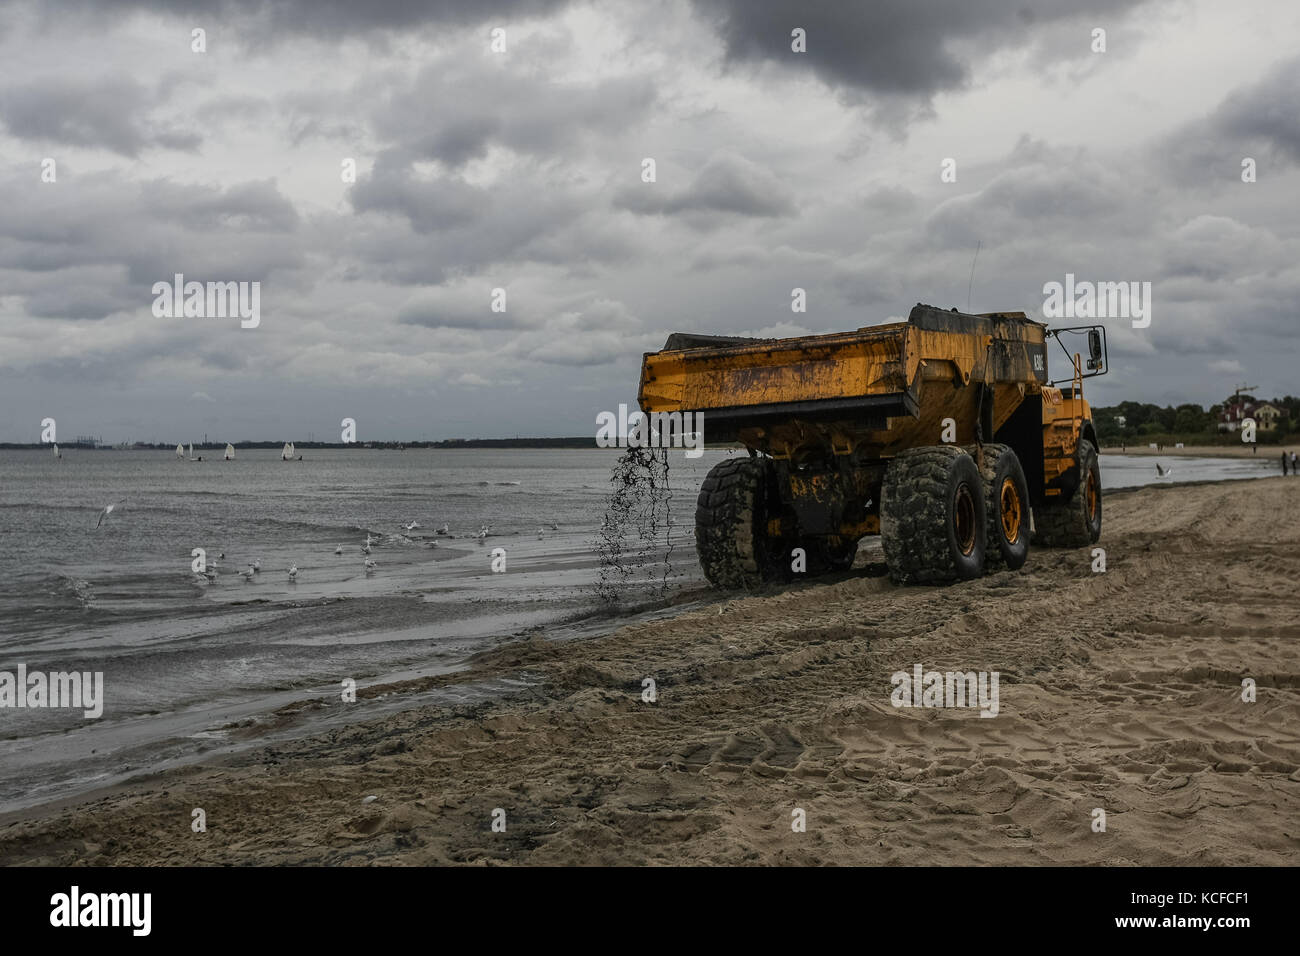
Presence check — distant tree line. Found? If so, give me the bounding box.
[1094,395,1300,443]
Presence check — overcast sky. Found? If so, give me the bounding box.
[1,0,1297,443]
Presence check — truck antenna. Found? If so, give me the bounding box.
[966,240,981,313]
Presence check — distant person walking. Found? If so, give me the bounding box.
[1285,452,1292,476]
[1292,452,1298,475]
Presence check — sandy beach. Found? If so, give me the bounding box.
[2,476,1298,866]
[1108,442,1297,460]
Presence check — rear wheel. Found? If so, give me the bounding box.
[695,457,788,588]
[880,446,987,585]
[978,443,1030,571]
[1033,439,1102,547]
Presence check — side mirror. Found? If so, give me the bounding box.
[1087,329,1103,370]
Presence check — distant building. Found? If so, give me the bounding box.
[1218,401,1281,432]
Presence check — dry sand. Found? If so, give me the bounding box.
[3,478,1298,866]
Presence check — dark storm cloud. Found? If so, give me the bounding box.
[396,296,536,331]
[370,65,657,168]
[1212,56,1300,161]
[614,153,796,221]
[692,0,1144,101]
[0,75,200,157]
[17,0,572,37]
[1158,55,1300,186]
[922,141,1129,251]
[346,155,646,284]
[350,156,490,232]
[20,267,141,319]
[0,168,304,318]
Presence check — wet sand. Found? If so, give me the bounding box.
[2,478,1298,865]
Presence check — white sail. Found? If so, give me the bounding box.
[176,443,185,459]
[282,442,292,460]
[53,443,59,458]
[225,443,235,460]
[188,443,194,458]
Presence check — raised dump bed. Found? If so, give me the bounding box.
[638,303,1108,588]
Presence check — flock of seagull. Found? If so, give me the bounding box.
[187,520,536,586]
[91,503,562,585]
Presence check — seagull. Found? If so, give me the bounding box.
[240,566,256,581]
[477,525,489,539]
[365,558,378,572]
[252,559,261,573]
[287,565,298,581]
[1155,463,1172,478]
[404,520,420,531]
[537,527,546,539]
[436,524,449,535]
[94,500,125,529]
[334,544,343,555]
[218,552,226,560]
[361,543,371,555]
[365,533,375,548]
[547,522,558,531]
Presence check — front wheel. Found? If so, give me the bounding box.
[979,443,1030,571]
[1033,439,1102,548]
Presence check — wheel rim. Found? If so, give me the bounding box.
[954,484,977,556]
[1085,468,1099,521]
[1000,476,1022,544]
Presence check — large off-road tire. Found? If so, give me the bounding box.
[695,457,787,589]
[1033,438,1102,548]
[880,446,987,585]
[978,443,1030,571]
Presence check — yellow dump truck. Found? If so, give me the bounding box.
[638,303,1107,588]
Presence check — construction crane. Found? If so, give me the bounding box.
[1232,382,1258,412]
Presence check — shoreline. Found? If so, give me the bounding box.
[2,475,1298,865]
[1104,443,1295,459]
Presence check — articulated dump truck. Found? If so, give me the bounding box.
[638,303,1109,589]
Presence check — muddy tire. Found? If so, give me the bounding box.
[695,457,786,589]
[880,446,987,585]
[1033,439,1102,548]
[978,443,1030,571]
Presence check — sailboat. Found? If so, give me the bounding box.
[281,442,295,461]
[53,443,61,459]
[175,443,185,460]
[188,443,202,462]
[225,443,235,460]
